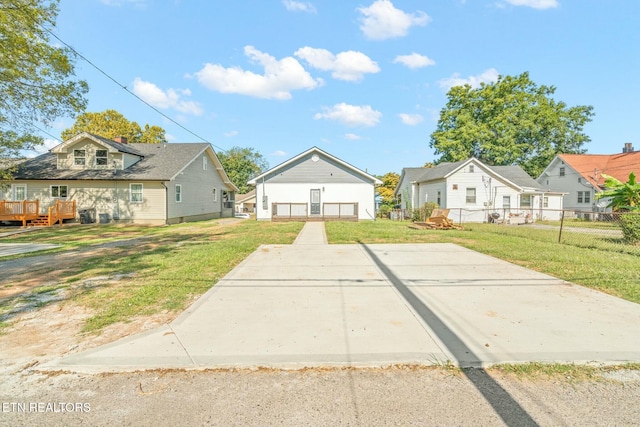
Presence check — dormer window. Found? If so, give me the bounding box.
[74,149,86,166]
[96,149,108,166]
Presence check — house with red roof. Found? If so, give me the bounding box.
[537,143,640,216]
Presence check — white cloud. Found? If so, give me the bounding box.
[132,78,203,115]
[398,113,424,125]
[314,103,382,127]
[438,68,500,90]
[295,47,380,81]
[358,0,430,40]
[271,150,287,156]
[224,130,239,137]
[503,0,559,9]
[344,133,362,140]
[393,53,435,69]
[282,0,316,13]
[193,46,322,100]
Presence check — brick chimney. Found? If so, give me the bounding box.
[623,142,634,153]
[114,136,128,144]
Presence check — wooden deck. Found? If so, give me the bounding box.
[0,200,76,227]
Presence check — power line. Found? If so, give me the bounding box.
[8,0,229,154]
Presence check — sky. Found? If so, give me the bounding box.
[34,0,640,177]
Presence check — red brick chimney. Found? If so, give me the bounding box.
[114,136,128,144]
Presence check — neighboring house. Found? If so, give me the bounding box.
[395,158,564,223]
[235,189,256,213]
[2,132,238,225]
[537,143,640,216]
[247,147,382,221]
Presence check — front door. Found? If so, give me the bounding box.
[310,189,321,215]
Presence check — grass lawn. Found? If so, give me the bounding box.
[1,219,303,332]
[1,218,638,334]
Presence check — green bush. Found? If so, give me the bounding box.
[377,204,392,219]
[411,202,439,222]
[619,213,640,244]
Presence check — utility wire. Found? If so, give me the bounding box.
[7,0,229,154]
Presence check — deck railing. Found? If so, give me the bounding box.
[0,200,40,226]
[48,200,77,226]
[271,202,359,221]
[1,199,76,226]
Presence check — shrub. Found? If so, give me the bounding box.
[411,202,439,222]
[619,213,640,244]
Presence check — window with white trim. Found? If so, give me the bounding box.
[212,188,217,202]
[96,149,108,166]
[175,184,182,203]
[12,184,26,201]
[559,167,565,177]
[465,187,476,204]
[437,190,441,206]
[203,156,208,170]
[130,183,143,203]
[74,149,86,166]
[520,195,532,208]
[51,185,68,198]
[503,196,511,209]
[543,196,549,208]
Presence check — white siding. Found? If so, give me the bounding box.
[537,157,597,212]
[167,151,233,222]
[255,182,376,221]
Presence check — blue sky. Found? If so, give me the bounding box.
[37,0,639,177]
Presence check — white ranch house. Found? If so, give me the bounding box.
[395,158,564,223]
[248,147,381,221]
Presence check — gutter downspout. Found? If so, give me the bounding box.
[162,182,169,225]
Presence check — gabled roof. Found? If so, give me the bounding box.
[235,189,256,204]
[51,132,143,156]
[551,152,640,189]
[248,146,382,185]
[397,158,547,194]
[12,133,238,191]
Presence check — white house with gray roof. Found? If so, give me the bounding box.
[3,132,238,225]
[395,158,564,223]
[248,147,382,221]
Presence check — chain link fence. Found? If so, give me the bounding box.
[392,207,640,256]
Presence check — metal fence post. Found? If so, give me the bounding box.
[558,210,565,243]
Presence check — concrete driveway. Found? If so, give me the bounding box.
[48,222,640,372]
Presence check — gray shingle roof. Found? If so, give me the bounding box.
[13,143,209,181]
[401,159,542,191]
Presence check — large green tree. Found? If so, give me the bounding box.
[1,0,88,180]
[61,110,167,143]
[429,72,594,178]
[217,146,268,194]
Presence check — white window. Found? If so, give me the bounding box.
[203,156,208,170]
[51,185,68,198]
[543,196,549,208]
[469,165,474,173]
[12,184,27,201]
[465,188,476,204]
[503,196,511,209]
[437,190,441,206]
[175,184,182,203]
[520,195,532,208]
[577,191,591,204]
[96,149,108,166]
[212,188,217,202]
[130,183,143,203]
[74,149,86,166]
[559,167,565,177]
